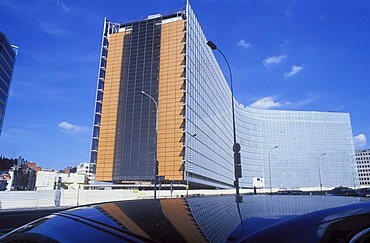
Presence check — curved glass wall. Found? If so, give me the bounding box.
[185,4,357,190]
[236,104,357,189]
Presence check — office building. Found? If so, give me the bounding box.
[237,106,357,190]
[0,32,17,136]
[91,4,357,190]
[76,162,96,184]
[356,149,370,186]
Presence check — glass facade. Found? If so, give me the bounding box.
[113,19,162,181]
[184,4,357,189]
[185,5,234,188]
[92,4,357,190]
[236,105,357,189]
[0,32,16,136]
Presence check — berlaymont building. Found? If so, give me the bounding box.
[90,3,358,191]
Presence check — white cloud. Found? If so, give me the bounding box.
[354,134,367,149]
[279,39,289,48]
[289,93,319,108]
[249,97,283,109]
[237,39,252,49]
[248,94,317,110]
[263,55,287,67]
[58,121,89,133]
[40,21,71,37]
[284,65,303,77]
[56,0,69,12]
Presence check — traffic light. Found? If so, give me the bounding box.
[234,143,242,179]
[155,160,159,175]
[234,152,242,179]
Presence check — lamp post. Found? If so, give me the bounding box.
[318,152,326,191]
[141,90,158,199]
[186,133,197,197]
[207,40,242,203]
[268,145,279,194]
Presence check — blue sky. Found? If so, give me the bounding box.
[0,0,369,170]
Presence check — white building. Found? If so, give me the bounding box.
[356,149,370,187]
[76,162,96,184]
[35,171,85,190]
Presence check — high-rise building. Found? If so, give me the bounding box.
[355,149,370,186]
[91,4,357,190]
[0,32,17,136]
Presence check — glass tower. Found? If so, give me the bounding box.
[0,32,17,136]
[91,4,357,190]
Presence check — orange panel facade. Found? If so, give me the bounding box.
[157,19,186,180]
[95,17,185,183]
[96,32,126,182]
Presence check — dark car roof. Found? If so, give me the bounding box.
[239,202,370,242]
[1,195,370,242]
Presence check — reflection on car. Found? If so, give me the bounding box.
[327,186,359,197]
[1,195,370,242]
[276,190,305,195]
[238,200,370,242]
[356,187,370,197]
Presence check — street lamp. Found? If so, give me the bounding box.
[268,145,279,194]
[207,40,242,203]
[141,90,158,199]
[186,133,197,197]
[318,152,326,191]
